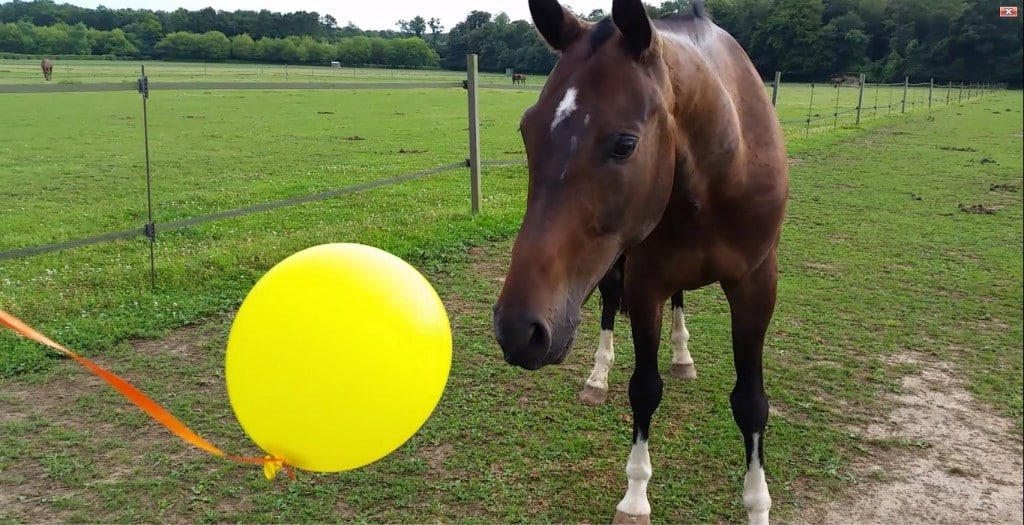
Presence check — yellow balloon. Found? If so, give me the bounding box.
[224,243,452,473]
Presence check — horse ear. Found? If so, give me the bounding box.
[529,0,586,52]
[611,0,655,59]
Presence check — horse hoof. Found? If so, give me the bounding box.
[612,510,651,524]
[579,385,608,407]
[671,363,697,380]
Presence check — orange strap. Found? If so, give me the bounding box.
[0,308,294,481]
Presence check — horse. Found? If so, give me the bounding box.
[830,74,859,86]
[579,255,695,408]
[491,0,789,523]
[512,72,528,85]
[40,58,53,81]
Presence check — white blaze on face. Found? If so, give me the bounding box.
[550,86,578,132]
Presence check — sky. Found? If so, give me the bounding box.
[58,0,612,32]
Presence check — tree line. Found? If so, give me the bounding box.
[0,0,1020,85]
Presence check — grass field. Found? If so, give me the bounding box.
[0,62,1020,523]
[0,59,530,85]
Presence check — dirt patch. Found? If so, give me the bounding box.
[0,316,239,522]
[990,183,1019,193]
[792,352,1023,525]
[958,203,999,215]
[468,245,509,285]
[936,145,977,152]
[419,443,454,476]
[344,135,365,141]
[397,148,427,154]
[0,358,199,522]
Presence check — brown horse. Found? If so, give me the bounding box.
[492,0,789,523]
[40,58,53,81]
[512,72,528,85]
[830,74,859,86]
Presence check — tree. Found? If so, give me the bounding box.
[408,16,426,38]
[749,0,827,79]
[427,17,443,45]
[230,32,255,60]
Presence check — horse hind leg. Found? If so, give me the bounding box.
[579,266,623,407]
[722,252,778,525]
[668,291,697,380]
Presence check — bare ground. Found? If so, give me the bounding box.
[792,351,1023,525]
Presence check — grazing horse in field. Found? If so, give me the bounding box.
[830,74,859,86]
[40,58,53,81]
[512,72,528,85]
[491,0,789,523]
[579,255,695,408]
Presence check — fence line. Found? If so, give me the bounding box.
[0,59,1003,290]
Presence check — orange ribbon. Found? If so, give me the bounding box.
[0,308,295,481]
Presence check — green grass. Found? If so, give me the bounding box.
[0,72,1019,523]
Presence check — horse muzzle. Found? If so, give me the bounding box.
[492,307,579,370]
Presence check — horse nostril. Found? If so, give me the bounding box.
[527,321,551,352]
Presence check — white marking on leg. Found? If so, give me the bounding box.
[669,306,694,366]
[584,329,614,390]
[550,86,578,131]
[743,432,771,525]
[616,438,652,517]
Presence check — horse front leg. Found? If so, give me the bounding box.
[721,251,779,525]
[612,288,664,524]
[580,263,624,407]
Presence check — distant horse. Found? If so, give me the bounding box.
[492,0,789,524]
[830,74,859,86]
[512,72,527,85]
[40,58,53,81]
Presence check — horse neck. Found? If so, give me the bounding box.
[659,37,744,179]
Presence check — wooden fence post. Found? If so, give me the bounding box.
[958,81,963,103]
[901,76,909,113]
[928,78,933,108]
[466,54,482,215]
[855,73,866,125]
[771,71,781,107]
[946,81,951,105]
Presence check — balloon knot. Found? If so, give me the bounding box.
[263,456,295,481]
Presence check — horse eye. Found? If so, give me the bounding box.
[610,135,638,159]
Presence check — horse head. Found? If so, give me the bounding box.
[493,0,680,370]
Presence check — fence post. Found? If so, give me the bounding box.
[946,81,951,105]
[771,71,781,107]
[928,78,933,108]
[959,81,963,103]
[137,65,156,290]
[805,82,815,137]
[466,54,482,215]
[901,76,909,113]
[855,73,866,125]
[832,83,841,130]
